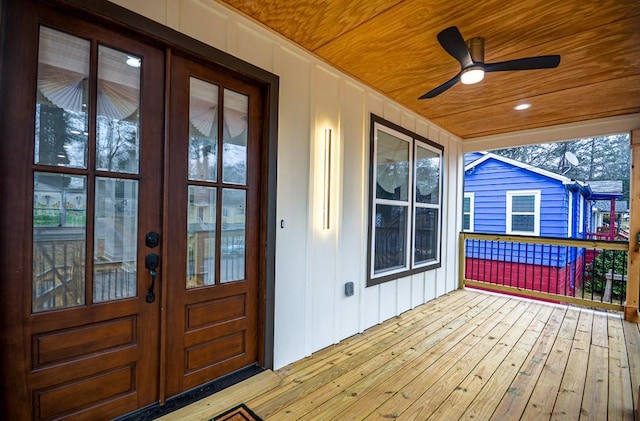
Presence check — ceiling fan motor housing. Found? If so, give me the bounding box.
[467,37,485,64]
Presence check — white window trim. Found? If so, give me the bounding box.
[506,190,540,236]
[463,192,474,232]
[568,191,573,238]
[578,195,584,234]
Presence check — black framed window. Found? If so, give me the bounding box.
[367,114,443,286]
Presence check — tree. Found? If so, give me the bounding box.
[492,134,630,201]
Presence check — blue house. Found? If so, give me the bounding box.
[463,152,594,238]
[462,152,607,294]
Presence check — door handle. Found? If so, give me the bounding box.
[145,253,159,303]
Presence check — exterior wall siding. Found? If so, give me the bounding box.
[108,0,463,370]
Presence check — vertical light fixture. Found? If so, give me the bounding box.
[323,128,332,229]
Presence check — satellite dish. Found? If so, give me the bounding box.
[565,151,579,166]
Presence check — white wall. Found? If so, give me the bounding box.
[109,0,463,369]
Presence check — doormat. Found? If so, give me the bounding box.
[211,403,263,421]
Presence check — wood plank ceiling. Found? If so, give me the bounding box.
[217,0,640,139]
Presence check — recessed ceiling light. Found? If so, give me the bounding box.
[514,103,531,111]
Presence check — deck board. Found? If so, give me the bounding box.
[164,289,638,420]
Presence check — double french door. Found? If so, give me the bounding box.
[0,1,264,419]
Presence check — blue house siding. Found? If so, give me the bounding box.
[465,157,570,238]
[463,153,591,273]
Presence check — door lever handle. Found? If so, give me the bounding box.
[145,253,159,303]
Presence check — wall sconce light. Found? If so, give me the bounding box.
[323,128,332,229]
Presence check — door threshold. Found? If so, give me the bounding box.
[114,364,265,421]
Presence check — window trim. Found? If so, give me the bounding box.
[463,192,474,232]
[568,191,573,238]
[367,114,443,286]
[505,190,540,236]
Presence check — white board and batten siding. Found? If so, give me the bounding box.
[108,0,463,370]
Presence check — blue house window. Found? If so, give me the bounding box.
[463,193,474,231]
[367,115,443,286]
[506,190,540,236]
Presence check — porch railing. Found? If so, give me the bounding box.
[459,232,629,311]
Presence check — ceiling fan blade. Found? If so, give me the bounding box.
[418,73,461,99]
[484,55,561,72]
[437,26,473,68]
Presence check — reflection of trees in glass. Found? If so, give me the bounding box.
[36,102,87,168]
[97,117,138,172]
[415,153,440,203]
[37,104,69,165]
[223,143,246,184]
[189,135,217,181]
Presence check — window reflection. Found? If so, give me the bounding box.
[35,27,89,169]
[93,178,138,302]
[221,188,246,283]
[96,45,141,173]
[33,172,87,312]
[187,186,217,288]
[222,89,248,185]
[189,78,218,182]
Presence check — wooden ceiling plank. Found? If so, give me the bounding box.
[431,76,640,138]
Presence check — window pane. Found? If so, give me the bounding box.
[94,178,138,302]
[376,131,409,201]
[415,208,438,264]
[463,196,470,213]
[35,27,89,169]
[33,172,86,312]
[221,188,246,283]
[512,195,535,212]
[415,146,440,204]
[512,215,535,232]
[189,77,218,182]
[187,186,216,288]
[96,45,141,173]
[374,204,407,273]
[222,89,248,185]
[463,214,470,231]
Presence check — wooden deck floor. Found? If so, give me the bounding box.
[160,289,640,420]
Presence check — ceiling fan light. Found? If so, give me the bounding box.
[460,66,484,85]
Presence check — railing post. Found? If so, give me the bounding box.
[625,129,640,322]
[458,233,465,289]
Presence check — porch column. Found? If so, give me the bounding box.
[626,129,640,322]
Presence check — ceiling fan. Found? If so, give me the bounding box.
[419,26,561,99]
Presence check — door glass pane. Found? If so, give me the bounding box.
[187,186,216,288]
[376,131,409,201]
[33,172,87,312]
[415,145,440,204]
[221,188,246,283]
[35,27,89,169]
[222,89,248,185]
[189,77,219,182]
[373,204,407,273]
[94,178,138,302]
[96,45,141,173]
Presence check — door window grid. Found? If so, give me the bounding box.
[32,26,142,312]
[186,79,249,289]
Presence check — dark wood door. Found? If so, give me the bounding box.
[163,55,263,397]
[0,3,165,420]
[0,2,265,419]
